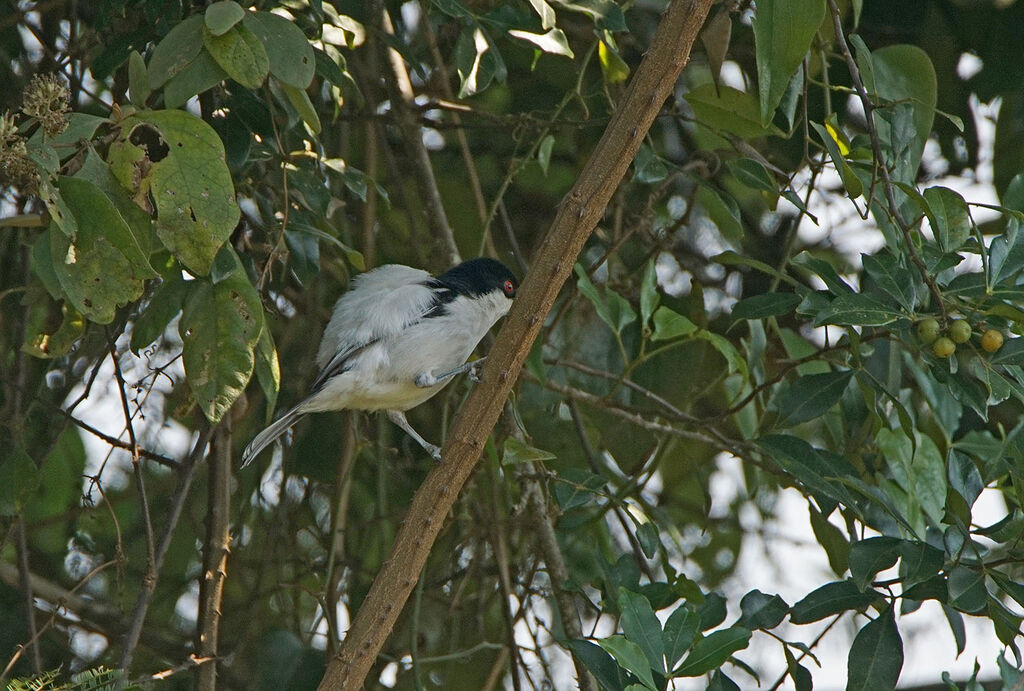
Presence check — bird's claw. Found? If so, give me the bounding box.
[467,360,483,383]
[427,444,443,463]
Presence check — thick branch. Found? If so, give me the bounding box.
[196,422,232,690]
[317,1,713,688]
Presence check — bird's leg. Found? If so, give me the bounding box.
[386,410,442,462]
[414,358,486,388]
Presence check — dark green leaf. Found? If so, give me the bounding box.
[816,293,903,327]
[131,274,187,354]
[455,25,501,97]
[502,437,556,464]
[809,503,850,576]
[732,293,801,321]
[688,84,785,139]
[244,12,315,89]
[752,0,825,124]
[849,537,901,590]
[596,635,656,690]
[866,45,936,183]
[254,323,280,424]
[640,260,659,328]
[846,607,903,691]
[148,15,205,88]
[948,450,983,507]
[727,158,778,195]
[633,143,668,184]
[770,370,853,428]
[758,435,858,507]
[163,49,228,109]
[128,51,151,105]
[811,121,863,199]
[737,590,789,630]
[947,566,987,614]
[568,640,624,691]
[663,606,699,669]
[862,252,918,311]
[553,470,606,511]
[673,627,751,677]
[618,588,665,674]
[205,1,245,35]
[697,592,727,631]
[924,186,971,252]
[636,522,660,559]
[790,580,881,624]
[941,604,966,656]
[708,670,742,691]
[897,541,944,588]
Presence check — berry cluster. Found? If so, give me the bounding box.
[916,317,1004,357]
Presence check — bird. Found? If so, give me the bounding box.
[240,257,519,467]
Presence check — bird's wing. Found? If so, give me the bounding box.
[311,265,441,390]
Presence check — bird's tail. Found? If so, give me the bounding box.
[240,404,306,468]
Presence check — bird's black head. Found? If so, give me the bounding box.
[437,258,518,299]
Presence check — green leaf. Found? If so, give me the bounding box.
[598,39,630,84]
[663,606,699,670]
[790,580,881,624]
[758,435,858,507]
[180,270,263,423]
[502,437,556,464]
[128,50,151,105]
[924,186,971,252]
[862,252,918,311]
[732,293,801,321]
[130,274,187,354]
[947,566,986,614]
[810,121,864,199]
[708,671,742,691]
[618,588,665,674]
[568,640,624,691]
[770,370,853,428]
[816,293,902,327]
[124,109,240,276]
[537,134,555,176]
[688,84,785,139]
[726,158,778,195]
[552,470,605,510]
[574,264,636,334]
[673,627,751,677]
[809,503,850,576]
[697,592,727,631]
[205,0,245,35]
[76,151,153,257]
[695,184,743,241]
[752,0,824,124]
[636,522,660,559]
[244,12,315,88]
[596,635,657,691]
[898,541,944,588]
[203,23,270,89]
[282,82,322,134]
[50,176,156,324]
[633,143,669,184]
[508,28,574,58]
[255,322,281,424]
[848,537,901,590]
[528,0,557,29]
[163,48,228,109]
[148,15,205,88]
[737,590,789,630]
[456,25,500,97]
[846,607,903,691]
[865,45,936,183]
[651,306,698,341]
[640,260,659,328]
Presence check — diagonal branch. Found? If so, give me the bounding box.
[316,1,714,688]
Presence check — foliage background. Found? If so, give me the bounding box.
[2,0,1024,688]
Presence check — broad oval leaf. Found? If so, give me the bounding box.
[148,15,205,88]
[122,109,240,276]
[203,22,270,89]
[244,11,315,88]
[849,536,901,590]
[737,589,789,630]
[688,84,784,140]
[205,0,245,35]
[663,606,699,669]
[673,627,751,677]
[732,293,801,321]
[815,293,903,327]
[180,271,263,423]
[596,635,657,691]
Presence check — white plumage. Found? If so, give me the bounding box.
[241,258,517,467]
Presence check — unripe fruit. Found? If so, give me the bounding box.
[933,337,956,358]
[981,329,1004,353]
[917,318,940,344]
[950,319,972,344]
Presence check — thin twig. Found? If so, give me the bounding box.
[119,425,213,673]
[14,517,41,673]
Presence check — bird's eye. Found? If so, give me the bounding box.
[503,280,516,296]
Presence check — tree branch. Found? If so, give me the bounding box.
[317,1,714,687]
[196,422,232,690]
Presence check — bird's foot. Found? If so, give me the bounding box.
[414,372,438,388]
[425,444,443,463]
[467,358,485,383]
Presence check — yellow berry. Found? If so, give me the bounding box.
[933,337,956,358]
[981,329,1004,353]
[916,318,940,344]
[950,319,972,344]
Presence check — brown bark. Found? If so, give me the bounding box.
[317,1,713,687]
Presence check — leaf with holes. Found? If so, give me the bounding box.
[49,176,156,324]
[180,271,262,423]
[123,110,239,276]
